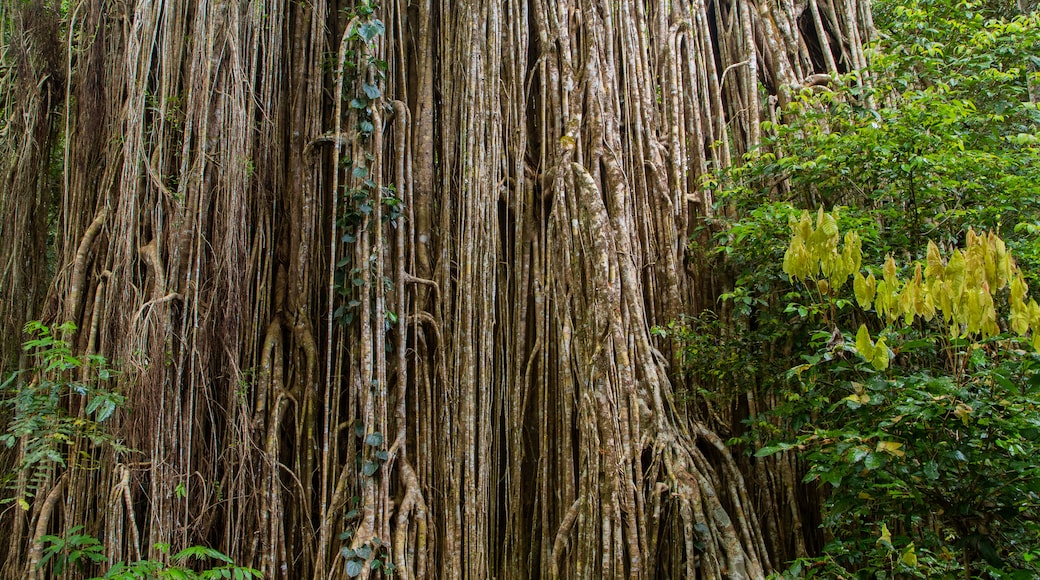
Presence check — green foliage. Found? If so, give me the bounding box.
[39,525,107,575]
[0,327,257,579]
[91,543,260,580]
[335,429,396,576]
[656,312,762,404]
[678,1,1040,576]
[36,527,259,579]
[338,497,396,577]
[329,427,396,577]
[340,536,395,578]
[717,0,1040,278]
[765,349,1040,577]
[353,423,389,477]
[0,327,255,578]
[332,1,403,331]
[784,211,1040,355]
[666,204,875,407]
[754,217,1040,578]
[1,321,124,506]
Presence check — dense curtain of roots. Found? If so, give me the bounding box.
[0,0,871,578]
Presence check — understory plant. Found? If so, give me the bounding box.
[1,321,124,507]
[1,324,260,578]
[92,544,261,580]
[680,0,1040,575]
[760,210,1040,578]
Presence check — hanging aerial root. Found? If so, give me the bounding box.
[110,463,143,562]
[26,473,66,580]
[65,206,108,320]
[392,460,429,580]
[549,497,582,578]
[642,426,764,579]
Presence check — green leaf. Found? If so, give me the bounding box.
[96,399,117,422]
[362,460,380,476]
[754,444,787,458]
[357,20,385,42]
[346,560,363,577]
[819,468,843,487]
[864,452,884,470]
[364,432,383,447]
[174,545,233,564]
[362,83,381,100]
[923,461,939,480]
[850,446,870,464]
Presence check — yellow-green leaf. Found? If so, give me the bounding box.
[953,403,972,426]
[823,253,848,290]
[843,393,871,406]
[883,255,898,283]
[966,243,987,289]
[983,235,1000,292]
[919,291,936,321]
[809,209,838,260]
[820,210,839,240]
[966,288,985,334]
[783,238,813,280]
[855,324,875,361]
[899,282,916,326]
[983,231,1009,290]
[817,278,831,295]
[795,211,813,244]
[925,240,944,281]
[844,231,863,273]
[877,440,904,457]
[1009,277,1030,335]
[854,272,876,310]
[875,280,894,323]
[872,336,890,370]
[1011,275,1029,303]
[877,523,892,547]
[782,243,796,278]
[946,249,966,298]
[1011,308,1029,336]
[1027,299,1040,350]
[901,543,918,567]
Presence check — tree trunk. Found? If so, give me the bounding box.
[0,0,870,577]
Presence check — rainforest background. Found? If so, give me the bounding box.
[0,0,1038,577]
